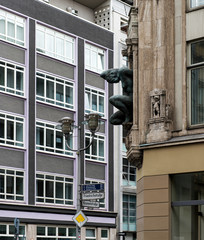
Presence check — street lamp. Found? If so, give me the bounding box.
[58,113,102,240]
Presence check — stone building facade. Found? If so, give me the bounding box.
[125,0,204,239]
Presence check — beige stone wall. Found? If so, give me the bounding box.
[137,175,170,240]
[138,0,175,143]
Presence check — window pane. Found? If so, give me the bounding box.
[37,180,44,197]
[56,131,63,149]
[65,183,73,200]
[16,122,23,142]
[191,41,204,64]
[7,21,15,40]
[92,139,97,156]
[36,30,45,50]
[99,140,104,157]
[37,226,45,236]
[45,33,54,55]
[101,230,108,238]
[36,127,44,145]
[58,227,66,236]
[99,96,104,113]
[0,119,4,138]
[6,176,14,194]
[56,37,64,57]
[85,92,91,110]
[92,94,97,111]
[17,24,24,42]
[46,181,53,197]
[37,77,44,96]
[0,225,6,234]
[16,177,23,195]
[7,121,14,140]
[7,69,14,88]
[191,0,204,7]
[86,229,95,237]
[191,67,204,125]
[16,71,23,91]
[69,228,76,236]
[46,129,54,147]
[0,17,5,35]
[46,81,54,99]
[66,86,73,105]
[56,83,64,102]
[48,227,56,236]
[0,175,4,193]
[0,66,5,86]
[56,182,63,198]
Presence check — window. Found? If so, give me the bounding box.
[85,43,105,73]
[123,158,136,186]
[85,132,105,162]
[123,194,136,231]
[0,9,25,46]
[36,72,74,109]
[0,60,24,96]
[85,180,105,208]
[0,223,26,239]
[0,168,24,202]
[36,121,73,156]
[37,225,76,239]
[189,40,204,125]
[191,0,204,7]
[101,229,108,240]
[36,173,73,206]
[171,172,204,240]
[0,112,24,148]
[86,228,96,240]
[36,24,75,64]
[85,87,105,117]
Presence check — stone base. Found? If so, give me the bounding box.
[146,118,172,143]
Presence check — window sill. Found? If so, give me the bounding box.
[186,5,204,13]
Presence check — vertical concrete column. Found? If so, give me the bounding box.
[97,228,101,239]
[81,227,86,240]
[26,224,36,240]
[109,228,117,240]
[137,175,170,240]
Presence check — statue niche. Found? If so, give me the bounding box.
[100,67,133,125]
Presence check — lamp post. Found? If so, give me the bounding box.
[59,113,102,240]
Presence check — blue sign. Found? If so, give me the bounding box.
[82,183,104,192]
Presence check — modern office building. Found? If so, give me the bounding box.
[0,0,117,239]
[125,0,204,239]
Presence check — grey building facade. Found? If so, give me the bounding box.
[0,0,116,239]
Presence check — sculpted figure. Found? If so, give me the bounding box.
[100,67,133,125]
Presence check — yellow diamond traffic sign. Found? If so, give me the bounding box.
[73,211,88,228]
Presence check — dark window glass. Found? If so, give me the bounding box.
[7,121,14,140]
[6,176,14,194]
[37,180,44,197]
[46,181,53,198]
[0,119,4,138]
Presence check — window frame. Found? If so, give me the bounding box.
[36,225,76,239]
[85,132,105,162]
[187,39,204,126]
[0,168,25,202]
[85,43,105,74]
[85,87,105,117]
[0,112,24,148]
[0,60,25,97]
[189,0,204,8]
[36,24,75,64]
[36,71,75,110]
[122,157,136,186]
[36,121,73,157]
[0,9,26,47]
[123,194,136,232]
[36,172,74,206]
[85,228,96,240]
[0,223,26,239]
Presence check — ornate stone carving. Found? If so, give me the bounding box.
[146,89,172,143]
